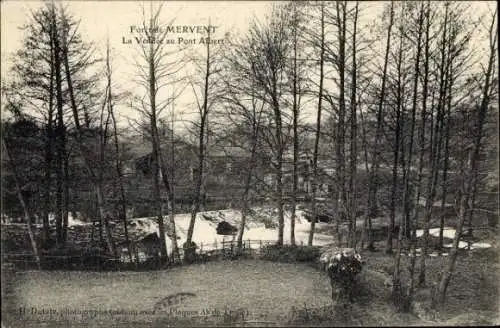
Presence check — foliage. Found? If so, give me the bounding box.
[259,244,321,263]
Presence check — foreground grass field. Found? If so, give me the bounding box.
[3,260,332,327]
[2,250,499,327]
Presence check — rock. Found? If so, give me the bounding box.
[216,221,238,235]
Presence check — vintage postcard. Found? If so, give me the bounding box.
[1,1,498,327]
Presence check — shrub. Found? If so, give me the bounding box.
[182,241,197,263]
[259,245,321,263]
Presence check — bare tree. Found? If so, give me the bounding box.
[392,1,425,310]
[105,39,133,262]
[409,0,433,294]
[129,3,183,260]
[184,21,223,259]
[239,7,290,246]
[220,54,265,250]
[435,6,497,306]
[7,5,58,244]
[307,1,326,246]
[56,3,116,256]
[334,1,348,245]
[288,2,304,247]
[368,1,395,252]
[346,2,359,249]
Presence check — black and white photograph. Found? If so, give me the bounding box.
[1,1,498,327]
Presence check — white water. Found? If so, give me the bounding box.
[10,208,491,255]
[416,227,492,250]
[127,208,334,255]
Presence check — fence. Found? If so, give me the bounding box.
[1,239,315,271]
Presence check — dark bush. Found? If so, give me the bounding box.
[259,245,321,263]
[182,241,197,263]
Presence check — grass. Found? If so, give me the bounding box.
[3,249,499,327]
[2,260,332,327]
[259,245,321,263]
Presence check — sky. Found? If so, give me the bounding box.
[1,0,274,131]
[1,1,496,133]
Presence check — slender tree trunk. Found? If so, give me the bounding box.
[237,141,259,250]
[270,43,285,246]
[439,69,453,252]
[290,7,299,246]
[466,179,477,235]
[2,139,41,269]
[62,154,69,243]
[419,2,448,286]
[393,123,407,309]
[42,127,53,244]
[368,1,394,250]
[386,25,405,254]
[52,6,65,247]
[155,123,180,262]
[186,29,211,256]
[335,1,347,245]
[308,1,325,246]
[404,3,426,306]
[158,151,179,261]
[149,56,168,260]
[168,104,180,262]
[237,100,263,250]
[42,33,55,244]
[348,2,359,249]
[436,12,496,305]
[106,42,133,262]
[402,3,424,242]
[60,16,116,256]
[275,131,285,246]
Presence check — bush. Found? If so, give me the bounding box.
[259,245,321,263]
[182,241,197,263]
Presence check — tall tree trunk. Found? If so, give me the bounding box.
[186,28,211,256]
[156,92,180,262]
[290,4,300,246]
[368,0,394,250]
[402,3,424,242]
[405,2,426,305]
[308,1,325,246]
[438,64,453,252]
[51,5,65,247]
[106,41,133,262]
[148,38,168,260]
[436,11,496,305]
[335,1,347,244]
[386,22,405,254]
[393,2,425,308]
[158,151,179,261]
[62,154,69,243]
[275,116,285,246]
[60,13,115,256]
[42,126,53,244]
[2,139,41,269]
[237,97,263,250]
[42,31,56,245]
[348,2,359,249]
[419,1,448,286]
[407,1,432,295]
